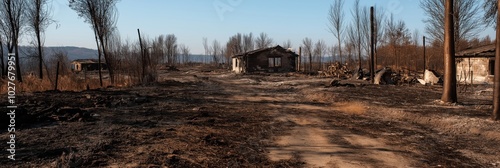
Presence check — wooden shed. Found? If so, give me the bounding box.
[455,44,495,84]
[232,45,298,73]
[71,59,107,72]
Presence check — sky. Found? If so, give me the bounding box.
[36,0,496,55]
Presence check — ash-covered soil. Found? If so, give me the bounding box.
[1,65,499,167]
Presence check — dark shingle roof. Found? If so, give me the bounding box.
[456,44,495,57]
[232,45,299,58]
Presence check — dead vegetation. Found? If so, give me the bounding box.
[0,66,499,167]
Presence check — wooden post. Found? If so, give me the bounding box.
[494,0,500,120]
[54,61,60,91]
[423,36,426,72]
[370,7,375,84]
[137,29,145,83]
[298,47,302,72]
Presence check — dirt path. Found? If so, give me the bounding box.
[218,76,414,167]
[268,114,412,168]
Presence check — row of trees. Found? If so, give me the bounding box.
[0,0,55,82]
[326,0,493,73]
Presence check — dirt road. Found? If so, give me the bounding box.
[1,67,499,167]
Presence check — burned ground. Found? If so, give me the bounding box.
[1,66,499,167]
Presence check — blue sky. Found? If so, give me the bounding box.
[37,0,495,54]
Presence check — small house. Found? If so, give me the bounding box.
[232,45,298,73]
[455,44,495,84]
[71,59,107,72]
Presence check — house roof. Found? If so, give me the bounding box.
[456,44,496,58]
[232,45,299,58]
[71,59,102,64]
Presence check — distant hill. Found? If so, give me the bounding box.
[43,46,98,61]
[1,46,98,61]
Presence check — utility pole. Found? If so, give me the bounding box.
[137,29,145,83]
[370,6,375,84]
[441,0,457,103]
[423,36,426,72]
[298,47,302,72]
[492,0,500,120]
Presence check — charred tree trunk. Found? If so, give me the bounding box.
[94,31,103,87]
[492,0,500,121]
[441,0,458,103]
[0,35,4,78]
[14,39,21,82]
[36,28,43,79]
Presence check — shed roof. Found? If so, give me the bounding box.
[232,45,299,58]
[456,44,495,58]
[71,59,102,64]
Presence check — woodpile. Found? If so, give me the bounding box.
[323,62,353,79]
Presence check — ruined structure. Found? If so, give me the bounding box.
[455,44,495,84]
[71,59,107,72]
[232,45,298,73]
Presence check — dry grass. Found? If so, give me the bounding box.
[0,74,134,93]
[332,101,367,115]
[305,92,336,103]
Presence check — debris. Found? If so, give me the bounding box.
[418,69,442,85]
[374,68,394,85]
[324,62,352,78]
[329,79,355,87]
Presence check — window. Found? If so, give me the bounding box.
[269,58,275,67]
[275,58,282,67]
[490,60,495,75]
[235,59,238,67]
[269,57,282,67]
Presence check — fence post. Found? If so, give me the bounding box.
[54,61,60,91]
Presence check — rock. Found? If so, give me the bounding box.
[56,107,83,115]
[134,97,148,104]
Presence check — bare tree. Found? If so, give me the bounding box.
[328,0,345,64]
[351,0,363,71]
[421,0,484,50]
[412,29,421,71]
[302,37,313,72]
[69,0,119,85]
[26,0,53,79]
[441,0,457,103]
[164,34,177,65]
[313,40,326,70]
[0,0,26,82]
[328,46,337,62]
[373,6,386,67]
[242,33,254,52]
[179,44,190,64]
[225,33,243,63]
[255,32,273,49]
[202,37,211,63]
[384,14,411,70]
[483,0,497,27]
[211,39,221,64]
[282,39,292,49]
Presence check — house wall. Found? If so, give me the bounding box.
[246,51,296,73]
[232,58,243,73]
[456,57,493,84]
[71,63,82,71]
